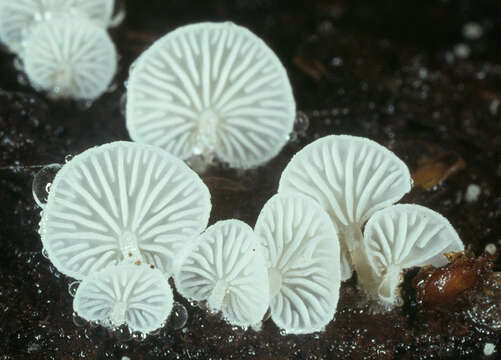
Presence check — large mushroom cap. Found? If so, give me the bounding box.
[363,204,464,305]
[175,219,269,328]
[73,263,173,334]
[278,135,412,280]
[20,15,117,101]
[0,0,115,53]
[126,21,296,169]
[254,194,341,334]
[40,141,211,280]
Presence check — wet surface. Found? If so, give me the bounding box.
[1,1,501,359]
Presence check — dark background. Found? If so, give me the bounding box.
[1,0,501,359]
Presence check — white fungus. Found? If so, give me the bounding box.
[21,15,117,101]
[465,183,481,203]
[126,21,296,169]
[0,0,116,53]
[175,220,269,328]
[483,342,496,356]
[39,141,211,280]
[363,204,464,306]
[73,262,173,334]
[278,135,412,281]
[254,194,341,334]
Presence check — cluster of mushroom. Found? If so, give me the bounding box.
[32,20,465,336]
[0,0,121,101]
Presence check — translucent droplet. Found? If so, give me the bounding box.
[64,154,74,163]
[120,93,127,116]
[280,329,287,336]
[72,312,87,327]
[167,302,188,330]
[32,163,62,208]
[17,73,29,86]
[131,331,147,342]
[13,57,24,71]
[42,248,49,259]
[294,111,309,136]
[114,325,133,342]
[68,281,81,297]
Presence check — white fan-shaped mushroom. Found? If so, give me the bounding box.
[254,194,341,334]
[175,220,269,328]
[278,135,412,280]
[73,263,173,334]
[21,15,117,100]
[0,0,115,53]
[126,21,295,169]
[363,204,464,306]
[40,141,211,280]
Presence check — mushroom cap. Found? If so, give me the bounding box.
[73,262,173,334]
[40,141,211,280]
[363,204,464,303]
[0,0,115,53]
[254,194,341,334]
[175,219,269,328]
[21,15,117,100]
[278,135,412,279]
[126,21,295,169]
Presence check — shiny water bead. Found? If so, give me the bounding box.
[126,22,295,169]
[40,141,211,279]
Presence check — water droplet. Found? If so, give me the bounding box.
[17,73,29,86]
[32,163,62,207]
[120,93,127,116]
[114,325,133,342]
[42,248,49,259]
[64,154,74,163]
[131,331,147,342]
[294,111,309,136]
[280,329,287,336]
[13,57,24,71]
[68,281,80,297]
[167,302,188,330]
[72,312,87,327]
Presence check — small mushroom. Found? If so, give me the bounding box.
[40,141,211,279]
[21,15,117,101]
[0,0,116,53]
[175,219,269,328]
[126,21,295,169]
[363,204,464,306]
[278,135,412,281]
[73,262,173,334]
[254,194,341,334]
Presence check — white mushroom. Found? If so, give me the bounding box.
[21,15,117,101]
[254,194,341,334]
[126,21,295,169]
[73,262,173,334]
[0,0,116,53]
[175,219,269,328]
[40,141,211,279]
[278,135,412,281]
[363,204,464,306]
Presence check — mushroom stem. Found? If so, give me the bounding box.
[344,225,380,291]
[109,301,127,326]
[377,266,402,305]
[207,279,228,312]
